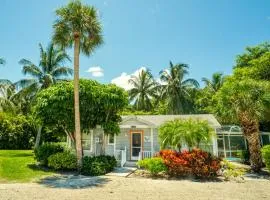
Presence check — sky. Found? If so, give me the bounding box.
[1,0,270,89]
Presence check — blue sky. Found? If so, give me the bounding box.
[1,0,270,88]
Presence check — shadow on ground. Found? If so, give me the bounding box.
[38,175,110,189]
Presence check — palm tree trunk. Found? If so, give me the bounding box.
[34,125,42,149]
[240,117,263,172]
[74,36,82,168]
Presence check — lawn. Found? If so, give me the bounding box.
[0,150,54,182]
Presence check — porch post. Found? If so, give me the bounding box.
[90,129,93,152]
[212,129,218,156]
[151,127,154,156]
[114,134,116,156]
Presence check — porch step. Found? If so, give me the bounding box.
[124,161,137,168]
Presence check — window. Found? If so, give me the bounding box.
[108,135,114,145]
[82,131,93,151]
[82,139,91,150]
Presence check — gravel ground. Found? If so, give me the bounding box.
[0,176,269,200]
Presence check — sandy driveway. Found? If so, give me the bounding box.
[0,176,269,200]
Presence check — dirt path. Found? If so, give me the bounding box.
[0,176,269,200]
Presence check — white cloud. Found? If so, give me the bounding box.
[111,67,147,90]
[86,66,104,77]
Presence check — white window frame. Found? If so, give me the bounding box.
[108,134,115,145]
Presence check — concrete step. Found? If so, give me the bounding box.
[124,161,137,168]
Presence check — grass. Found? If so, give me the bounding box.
[0,150,55,183]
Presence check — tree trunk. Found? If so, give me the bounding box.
[240,116,263,172]
[74,36,82,169]
[34,126,42,149]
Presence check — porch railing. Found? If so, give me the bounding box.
[138,151,153,160]
[115,146,127,167]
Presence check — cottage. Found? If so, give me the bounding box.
[68,114,221,167]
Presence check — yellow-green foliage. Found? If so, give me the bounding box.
[137,157,167,176]
[221,160,246,181]
[261,145,270,171]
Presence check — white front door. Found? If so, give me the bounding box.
[131,132,142,160]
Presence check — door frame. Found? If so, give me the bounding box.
[129,130,144,160]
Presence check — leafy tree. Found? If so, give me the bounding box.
[53,0,103,166]
[214,74,270,172]
[128,69,157,111]
[234,42,270,80]
[17,43,72,91]
[34,79,128,153]
[234,42,270,68]
[159,61,199,114]
[159,119,214,151]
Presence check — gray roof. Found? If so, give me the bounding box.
[121,114,221,128]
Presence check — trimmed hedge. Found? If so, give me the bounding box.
[48,151,77,170]
[261,145,270,171]
[81,155,117,176]
[34,143,64,166]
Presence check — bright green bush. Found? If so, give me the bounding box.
[81,155,117,176]
[48,151,77,170]
[34,143,64,166]
[0,113,35,149]
[137,157,167,175]
[261,145,270,171]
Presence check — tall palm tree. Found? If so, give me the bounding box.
[17,43,72,92]
[128,69,157,111]
[202,72,224,92]
[53,0,103,167]
[159,61,199,114]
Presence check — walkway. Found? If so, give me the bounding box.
[0,176,269,200]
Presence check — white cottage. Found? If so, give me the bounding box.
[68,114,221,167]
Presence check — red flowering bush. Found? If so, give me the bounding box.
[159,149,221,178]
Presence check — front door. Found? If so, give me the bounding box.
[131,132,142,160]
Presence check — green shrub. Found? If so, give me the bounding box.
[0,113,35,149]
[137,157,167,176]
[221,159,245,181]
[48,151,77,170]
[261,145,270,171]
[81,155,117,176]
[236,150,250,164]
[34,143,64,166]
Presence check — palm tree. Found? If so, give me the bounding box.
[159,61,199,114]
[0,82,17,113]
[53,0,103,167]
[128,69,157,111]
[202,72,224,92]
[17,43,72,92]
[215,78,270,171]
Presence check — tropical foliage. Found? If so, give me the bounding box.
[214,75,270,171]
[158,149,221,178]
[17,43,72,91]
[128,69,157,111]
[53,0,103,167]
[159,62,199,114]
[34,79,128,142]
[159,119,214,151]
